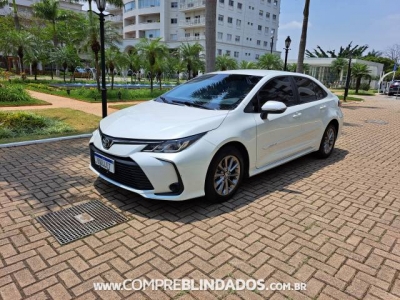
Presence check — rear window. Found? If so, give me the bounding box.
[293,76,327,103]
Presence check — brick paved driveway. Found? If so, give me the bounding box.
[1,96,400,300]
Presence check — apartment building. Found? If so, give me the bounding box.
[121,0,281,62]
[0,0,83,17]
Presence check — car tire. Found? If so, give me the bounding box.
[205,146,244,203]
[316,124,337,159]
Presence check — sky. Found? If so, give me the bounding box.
[277,0,399,59]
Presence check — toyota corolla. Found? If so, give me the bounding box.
[89,70,343,202]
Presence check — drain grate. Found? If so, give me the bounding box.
[365,119,388,125]
[36,200,128,244]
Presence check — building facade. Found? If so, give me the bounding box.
[121,0,281,61]
[0,0,83,17]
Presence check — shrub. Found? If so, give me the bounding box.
[0,84,34,103]
[359,83,370,91]
[0,111,73,139]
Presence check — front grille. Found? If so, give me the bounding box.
[90,144,154,190]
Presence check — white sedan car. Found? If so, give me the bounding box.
[90,70,343,202]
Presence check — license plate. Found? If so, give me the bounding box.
[94,152,115,173]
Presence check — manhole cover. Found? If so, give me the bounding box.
[37,200,128,244]
[365,119,388,125]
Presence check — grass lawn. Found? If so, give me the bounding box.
[338,95,364,101]
[0,99,50,107]
[109,103,137,110]
[0,108,100,144]
[331,89,375,96]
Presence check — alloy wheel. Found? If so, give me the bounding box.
[213,155,241,196]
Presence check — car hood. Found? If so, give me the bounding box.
[100,100,229,140]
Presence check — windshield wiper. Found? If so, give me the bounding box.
[171,100,211,110]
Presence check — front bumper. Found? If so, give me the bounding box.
[89,131,216,201]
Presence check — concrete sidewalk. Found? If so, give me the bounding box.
[0,90,141,116]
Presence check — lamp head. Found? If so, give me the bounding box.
[285,36,291,49]
[95,0,106,12]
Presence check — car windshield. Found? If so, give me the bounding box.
[158,74,262,110]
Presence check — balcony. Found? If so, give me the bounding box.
[179,17,205,28]
[179,0,205,12]
[106,15,123,23]
[179,35,206,42]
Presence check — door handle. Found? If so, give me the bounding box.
[320,105,327,110]
[293,112,302,118]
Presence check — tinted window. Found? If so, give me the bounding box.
[258,76,296,108]
[160,74,262,110]
[293,76,327,103]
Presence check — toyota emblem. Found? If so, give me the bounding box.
[102,137,112,149]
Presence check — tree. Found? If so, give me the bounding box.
[239,60,257,69]
[205,0,217,73]
[51,45,80,82]
[0,0,20,30]
[216,55,237,71]
[179,42,204,80]
[257,53,283,70]
[296,0,310,73]
[384,44,400,63]
[24,35,51,80]
[362,56,395,73]
[125,48,141,83]
[365,49,382,57]
[331,58,347,81]
[306,42,368,58]
[137,38,168,92]
[351,63,371,93]
[105,48,118,90]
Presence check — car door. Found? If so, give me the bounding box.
[254,76,304,168]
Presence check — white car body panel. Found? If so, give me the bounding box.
[89,70,343,201]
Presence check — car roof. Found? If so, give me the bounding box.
[210,69,315,79]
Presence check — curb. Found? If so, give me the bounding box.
[0,134,92,148]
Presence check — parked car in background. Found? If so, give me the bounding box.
[388,80,400,95]
[89,70,343,202]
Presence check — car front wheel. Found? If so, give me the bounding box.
[316,124,337,158]
[205,146,244,203]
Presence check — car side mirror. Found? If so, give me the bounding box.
[260,101,287,119]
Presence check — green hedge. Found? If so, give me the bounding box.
[0,84,34,103]
[0,111,73,139]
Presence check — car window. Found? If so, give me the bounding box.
[257,76,296,108]
[293,76,327,103]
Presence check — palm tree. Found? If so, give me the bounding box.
[125,48,141,83]
[32,0,63,47]
[258,53,283,70]
[239,60,257,69]
[50,45,80,82]
[137,37,168,92]
[216,55,238,71]
[0,0,20,30]
[296,0,310,73]
[179,42,204,80]
[351,63,371,93]
[24,35,51,80]
[205,1,217,73]
[105,48,118,90]
[331,58,347,81]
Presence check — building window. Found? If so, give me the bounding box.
[266,12,270,18]
[218,14,224,22]
[271,28,275,35]
[234,51,239,58]
[268,0,271,3]
[124,1,136,12]
[219,0,224,3]
[229,0,234,6]
[170,34,177,40]
[258,25,262,30]
[227,34,232,41]
[228,17,233,24]
[217,49,222,55]
[263,41,268,47]
[265,26,269,33]
[259,10,263,16]
[171,18,177,24]
[273,14,277,20]
[237,2,242,9]
[236,19,241,27]
[218,32,223,39]
[274,0,278,5]
[171,1,177,8]
[257,40,261,45]
[185,33,190,37]
[226,50,231,56]
[138,0,160,9]
[235,35,240,42]
[255,54,260,60]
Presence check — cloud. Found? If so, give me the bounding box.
[280,20,312,30]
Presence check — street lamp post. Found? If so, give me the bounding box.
[343,52,353,102]
[95,0,107,118]
[270,36,274,54]
[283,36,291,71]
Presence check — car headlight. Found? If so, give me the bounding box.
[142,132,206,153]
